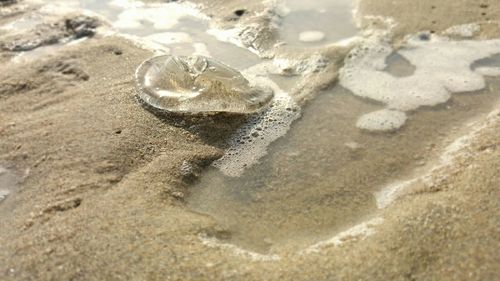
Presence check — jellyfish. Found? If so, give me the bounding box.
[135,55,274,113]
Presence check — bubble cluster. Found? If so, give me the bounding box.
[298,31,325,42]
[212,95,300,177]
[212,61,301,176]
[135,55,274,113]
[356,109,407,131]
[443,23,480,38]
[272,53,329,76]
[340,31,500,131]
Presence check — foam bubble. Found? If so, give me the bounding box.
[443,23,480,38]
[199,233,280,261]
[272,53,329,76]
[298,30,325,42]
[0,189,9,203]
[206,25,261,55]
[212,63,301,177]
[109,0,144,9]
[340,33,500,131]
[304,217,384,253]
[193,42,210,57]
[356,109,407,131]
[375,179,417,209]
[474,66,500,76]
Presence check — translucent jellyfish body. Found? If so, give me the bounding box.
[135,55,274,113]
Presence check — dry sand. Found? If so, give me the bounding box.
[0,0,499,280]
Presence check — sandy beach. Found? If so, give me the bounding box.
[0,0,499,280]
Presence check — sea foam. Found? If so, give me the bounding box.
[340,31,500,131]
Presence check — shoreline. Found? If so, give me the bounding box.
[0,0,499,280]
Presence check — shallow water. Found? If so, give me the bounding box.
[383,52,416,77]
[22,0,358,66]
[188,50,500,252]
[188,79,500,253]
[19,0,261,69]
[150,17,262,70]
[280,0,358,47]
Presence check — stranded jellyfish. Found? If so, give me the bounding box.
[135,55,274,113]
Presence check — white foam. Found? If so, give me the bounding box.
[340,33,500,131]
[193,42,210,57]
[356,109,407,131]
[304,217,384,253]
[331,36,361,47]
[207,25,260,55]
[199,234,280,261]
[474,66,500,76]
[0,189,9,203]
[212,62,301,177]
[109,0,144,9]
[298,30,325,42]
[375,109,500,208]
[272,53,329,76]
[443,23,480,38]
[206,0,286,56]
[0,166,17,203]
[375,179,417,209]
[210,50,335,175]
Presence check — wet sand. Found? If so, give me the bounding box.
[359,0,500,40]
[0,0,499,280]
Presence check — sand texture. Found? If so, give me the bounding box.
[0,0,499,280]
